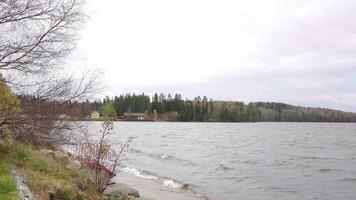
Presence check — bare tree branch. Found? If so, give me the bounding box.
[0,0,85,74]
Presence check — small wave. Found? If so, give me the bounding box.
[160,154,169,159]
[130,149,141,154]
[270,187,298,194]
[149,153,172,160]
[339,178,356,182]
[318,168,342,173]
[241,160,260,164]
[130,149,190,163]
[149,152,194,165]
[163,179,181,189]
[318,168,331,172]
[271,160,292,166]
[149,152,172,160]
[298,156,335,160]
[218,164,234,171]
[120,167,211,199]
[120,167,157,180]
[248,186,263,190]
[120,167,181,188]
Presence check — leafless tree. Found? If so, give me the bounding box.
[0,0,100,143]
[9,71,99,143]
[0,0,84,75]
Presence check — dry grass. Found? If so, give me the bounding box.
[2,142,99,200]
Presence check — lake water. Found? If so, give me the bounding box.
[88,122,356,200]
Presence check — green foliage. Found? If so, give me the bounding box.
[250,102,356,122]
[61,187,75,199]
[11,144,30,167]
[0,170,18,200]
[0,178,18,200]
[80,93,356,122]
[0,145,19,200]
[0,76,20,112]
[112,93,151,116]
[103,102,117,118]
[0,75,20,130]
[76,195,85,200]
[32,160,49,172]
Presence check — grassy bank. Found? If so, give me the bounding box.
[0,146,18,200]
[0,142,98,200]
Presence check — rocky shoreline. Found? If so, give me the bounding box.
[11,166,36,200]
[9,146,206,200]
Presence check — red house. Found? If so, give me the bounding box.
[120,112,145,121]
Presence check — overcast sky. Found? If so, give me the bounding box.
[70,0,356,112]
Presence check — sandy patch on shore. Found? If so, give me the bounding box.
[106,172,206,200]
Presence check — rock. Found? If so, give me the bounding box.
[66,159,81,170]
[120,183,140,198]
[11,165,36,200]
[128,196,137,200]
[49,191,56,200]
[106,183,140,200]
[128,189,140,198]
[109,191,126,200]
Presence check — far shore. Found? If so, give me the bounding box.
[78,119,356,123]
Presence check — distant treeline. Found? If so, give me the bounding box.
[57,93,356,122]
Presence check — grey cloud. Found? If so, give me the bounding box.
[91,0,356,112]
[109,65,356,112]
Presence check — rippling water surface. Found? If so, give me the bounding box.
[88,122,356,200]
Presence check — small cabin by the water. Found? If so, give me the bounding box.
[120,112,145,121]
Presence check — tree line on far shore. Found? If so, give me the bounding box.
[55,93,356,122]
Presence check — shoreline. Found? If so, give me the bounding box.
[106,172,209,200]
[61,143,210,200]
[78,119,356,123]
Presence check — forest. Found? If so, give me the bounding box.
[60,93,356,122]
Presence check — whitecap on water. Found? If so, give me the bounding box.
[163,179,181,189]
[120,167,158,180]
[160,154,169,159]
